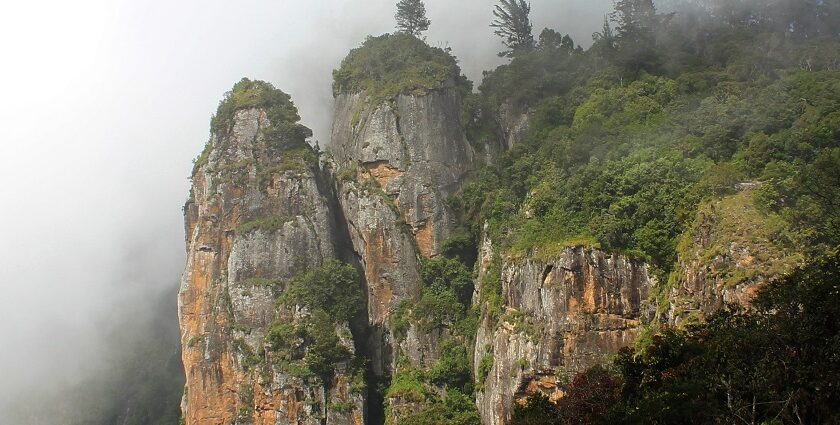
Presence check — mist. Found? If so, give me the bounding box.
[0,0,611,422]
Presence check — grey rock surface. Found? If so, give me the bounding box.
[474,243,654,425]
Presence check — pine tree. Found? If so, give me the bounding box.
[395,0,431,37]
[491,0,535,57]
[610,0,660,72]
[611,0,658,42]
[591,15,617,60]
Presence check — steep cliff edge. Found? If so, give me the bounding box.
[473,241,654,425]
[328,34,474,380]
[330,88,473,339]
[179,79,363,425]
[666,189,803,326]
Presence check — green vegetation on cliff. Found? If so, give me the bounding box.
[259,260,365,384]
[280,259,364,323]
[211,78,312,150]
[332,33,471,103]
[455,1,840,278]
[514,249,840,424]
[386,241,480,424]
[182,0,840,423]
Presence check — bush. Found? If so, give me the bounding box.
[419,257,474,306]
[427,342,472,391]
[281,259,363,323]
[396,389,481,425]
[236,216,293,234]
[303,310,353,382]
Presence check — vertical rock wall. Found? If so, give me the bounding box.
[329,88,474,376]
[473,244,654,425]
[179,108,363,425]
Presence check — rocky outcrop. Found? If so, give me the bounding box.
[474,244,654,425]
[666,189,803,326]
[497,101,531,150]
[179,105,363,425]
[329,87,474,375]
[331,89,473,258]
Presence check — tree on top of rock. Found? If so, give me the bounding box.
[610,0,661,73]
[395,0,431,37]
[491,0,535,57]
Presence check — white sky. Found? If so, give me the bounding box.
[0,0,610,417]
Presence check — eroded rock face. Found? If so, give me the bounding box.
[666,190,803,326]
[497,101,531,150]
[474,245,654,425]
[329,88,474,375]
[331,89,474,258]
[179,108,362,425]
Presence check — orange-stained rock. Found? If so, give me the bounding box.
[180,103,363,425]
[474,245,655,425]
[329,87,474,381]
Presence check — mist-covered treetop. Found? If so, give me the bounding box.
[395,0,431,37]
[332,33,471,103]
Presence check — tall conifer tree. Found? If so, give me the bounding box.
[396,0,431,36]
[491,0,535,57]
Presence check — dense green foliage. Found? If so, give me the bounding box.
[456,0,840,279]
[281,259,364,323]
[396,390,481,425]
[385,242,481,423]
[386,363,480,425]
[392,255,474,338]
[265,260,364,383]
[332,33,470,103]
[515,249,840,424]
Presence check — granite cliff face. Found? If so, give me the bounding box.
[180,74,475,424]
[329,87,474,376]
[179,103,363,425]
[473,242,654,425]
[497,101,531,150]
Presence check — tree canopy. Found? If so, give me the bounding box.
[395,0,431,36]
[491,0,535,57]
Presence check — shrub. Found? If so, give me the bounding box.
[428,342,472,391]
[281,259,363,323]
[303,310,353,382]
[419,257,473,305]
[477,355,494,388]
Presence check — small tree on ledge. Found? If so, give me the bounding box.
[396,0,431,37]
